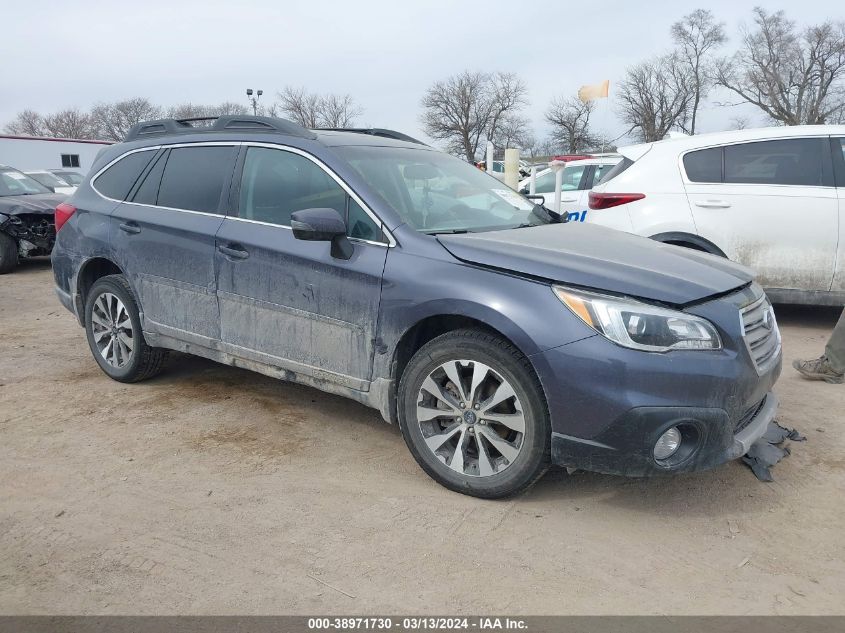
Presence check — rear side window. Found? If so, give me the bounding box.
[534,171,557,193]
[156,146,234,213]
[598,157,633,184]
[94,151,155,200]
[683,147,722,183]
[131,151,167,206]
[724,139,825,186]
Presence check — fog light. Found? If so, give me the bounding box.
[654,427,682,460]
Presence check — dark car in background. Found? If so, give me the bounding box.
[0,165,65,273]
[51,115,782,498]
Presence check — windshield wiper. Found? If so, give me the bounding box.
[422,228,471,235]
[530,203,566,224]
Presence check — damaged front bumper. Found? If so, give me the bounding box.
[550,392,779,477]
[1,213,56,257]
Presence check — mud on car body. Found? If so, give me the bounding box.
[0,165,66,273]
[52,115,782,498]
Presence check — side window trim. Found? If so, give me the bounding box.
[91,148,159,201]
[831,137,845,187]
[234,142,395,247]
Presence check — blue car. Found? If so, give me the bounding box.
[51,116,782,498]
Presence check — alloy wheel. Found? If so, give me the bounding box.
[90,292,134,368]
[416,359,525,477]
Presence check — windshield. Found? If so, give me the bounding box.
[338,146,552,233]
[27,171,69,188]
[54,171,83,185]
[0,169,51,196]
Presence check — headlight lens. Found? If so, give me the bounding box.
[553,286,722,352]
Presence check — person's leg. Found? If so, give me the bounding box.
[825,309,845,374]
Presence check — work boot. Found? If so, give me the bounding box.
[792,356,845,384]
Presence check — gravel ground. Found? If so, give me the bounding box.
[1,258,844,615]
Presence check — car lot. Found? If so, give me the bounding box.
[2,259,844,615]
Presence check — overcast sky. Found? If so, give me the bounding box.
[2,0,841,147]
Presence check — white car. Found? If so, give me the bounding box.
[519,157,621,219]
[24,170,77,195]
[588,126,845,306]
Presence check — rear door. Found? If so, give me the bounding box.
[683,137,838,291]
[214,144,389,389]
[108,143,237,344]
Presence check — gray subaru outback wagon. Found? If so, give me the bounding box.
[52,115,782,498]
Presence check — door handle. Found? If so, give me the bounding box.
[560,197,579,203]
[217,243,249,260]
[119,221,141,234]
[694,200,732,209]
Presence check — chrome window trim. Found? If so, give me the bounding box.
[90,140,395,247]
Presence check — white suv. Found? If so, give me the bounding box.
[588,126,845,305]
[518,156,620,218]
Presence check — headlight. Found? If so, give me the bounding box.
[553,286,722,352]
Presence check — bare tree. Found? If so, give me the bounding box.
[545,97,599,153]
[420,70,527,162]
[167,102,249,124]
[42,109,96,139]
[729,115,751,130]
[716,9,845,125]
[671,9,727,134]
[276,87,362,128]
[318,93,363,127]
[617,55,695,142]
[491,114,533,153]
[4,110,47,136]
[91,98,162,141]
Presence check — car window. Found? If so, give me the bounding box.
[56,171,83,185]
[684,147,722,183]
[724,139,825,186]
[561,165,586,191]
[131,151,168,206]
[238,147,346,226]
[94,150,156,200]
[599,157,634,184]
[156,146,234,213]
[28,172,68,188]
[834,138,845,187]
[592,164,611,185]
[534,170,557,193]
[347,197,384,242]
[0,169,51,196]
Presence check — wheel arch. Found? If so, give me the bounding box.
[650,231,727,257]
[75,256,127,316]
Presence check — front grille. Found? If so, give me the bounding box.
[735,398,765,434]
[740,295,781,375]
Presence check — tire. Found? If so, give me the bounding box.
[398,329,551,499]
[0,232,18,274]
[84,274,168,382]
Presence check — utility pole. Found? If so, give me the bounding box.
[246,88,263,115]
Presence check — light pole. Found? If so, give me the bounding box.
[246,88,263,115]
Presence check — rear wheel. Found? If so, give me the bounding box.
[0,232,18,274]
[84,275,168,382]
[398,329,550,499]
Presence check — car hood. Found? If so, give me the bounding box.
[0,193,66,217]
[437,222,754,305]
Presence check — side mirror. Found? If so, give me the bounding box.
[290,207,353,260]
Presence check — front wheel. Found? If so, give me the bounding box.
[398,329,551,499]
[84,274,168,382]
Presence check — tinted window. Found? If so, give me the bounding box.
[239,147,346,226]
[724,139,825,186]
[95,151,155,200]
[131,151,167,206]
[156,146,233,212]
[684,147,722,183]
[833,138,845,187]
[592,163,614,185]
[347,198,383,242]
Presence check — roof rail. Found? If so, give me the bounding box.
[318,128,427,146]
[123,115,318,142]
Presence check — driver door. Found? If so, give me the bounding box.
[215,145,389,389]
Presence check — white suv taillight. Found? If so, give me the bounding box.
[588,192,645,210]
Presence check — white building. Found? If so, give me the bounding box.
[0,135,113,174]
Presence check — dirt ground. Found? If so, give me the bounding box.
[1,258,844,615]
